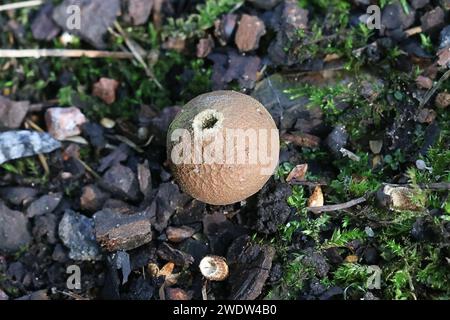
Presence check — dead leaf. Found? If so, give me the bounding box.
[286,164,308,182]
[158,262,175,277]
[308,186,324,208]
[344,255,358,263]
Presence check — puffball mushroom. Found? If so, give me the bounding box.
[167,90,279,205]
[199,255,229,281]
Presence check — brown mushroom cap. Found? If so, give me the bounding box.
[167,90,279,205]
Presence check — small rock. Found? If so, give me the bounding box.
[208,50,261,90]
[148,106,181,146]
[98,144,130,172]
[362,291,380,300]
[214,14,237,46]
[162,37,186,52]
[248,0,281,10]
[282,132,321,148]
[166,287,191,300]
[53,0,121,48]
[152,182,184,232]
[157,242,194,267]
[101,164,141,201]
[103,198,137,215]
[33,214,59,244]
[94,209,152,252]
[81,122,106,149]
[80,184,108,212]
[435,92,450,108]
[268,1,308,66]
[415,75,433,89]
[300,248,330,278]
[0,201,31,253]
[196,35,215,58]
[439,25,450,49]
[417,108,437,124]
[137,160,152,197]
[362,247,379,265]
[381,2,415,30]
[0,130,61,165]
[0,96,30,130]
[0,187,38,206]
[172,199,206,225]
[45,107,87,140]
[376,185,424,212]
[26,193,62,218]
[319,286,343,300]
[125,277,154,300]
[369,140,383,154]
[52,243,69,263]
[31,3,60,41]
[325,125,348,156]
[227,235,275,300]
[437,47,450,67]
[58,210,102,261]
[0,288,8,300]
[254,180,292,234]
[123,0,153,26]
[420,7,445,32]
[235,14,266,52]
[16,290,49,300]
[166,226,196,243]
[92,78,120,105]
[410,0,429,9]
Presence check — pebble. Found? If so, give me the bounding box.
[45,107,87,140]
[0,201,31,253]
[58,210,102,261]
[235,14,266,52]
[26,193,63,218]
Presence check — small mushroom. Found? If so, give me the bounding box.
[167,91,280,205]
[199,255,229,281]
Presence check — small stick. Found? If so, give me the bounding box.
[0,49,134,59]
[307,196,366,213]
[0,0,43,12]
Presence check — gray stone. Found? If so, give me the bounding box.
[325,125,348,156]
[58,210,102,261]
[0,96,29,130]
[101,164,141,201]
[0,288,8,300]
[0,130,61,165]
[31,3,61,41]
[252,73,323,132]
[123,0,153,26]
[382,2,415,30]
[26,193,63,218]
[94,209,152,252]
[0,187,38,206]
[0,201,31,253]
[53,0,121,49]
[439,25,450,49]
[247,0,281,10]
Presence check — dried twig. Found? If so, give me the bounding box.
[0,0,43,12]
[307,196,367,213]
[419,69,450,108]
[113,21,163,89]
[0,49,134,59]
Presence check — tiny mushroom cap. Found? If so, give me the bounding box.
[167,90,280,205]
[199,255,229,281]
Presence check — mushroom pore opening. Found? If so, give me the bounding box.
[192,109,224,134]
[200,258,217,276]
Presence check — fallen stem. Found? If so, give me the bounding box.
[0,0,43,12]
[0,49,134,59]
[307,196,367,213]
